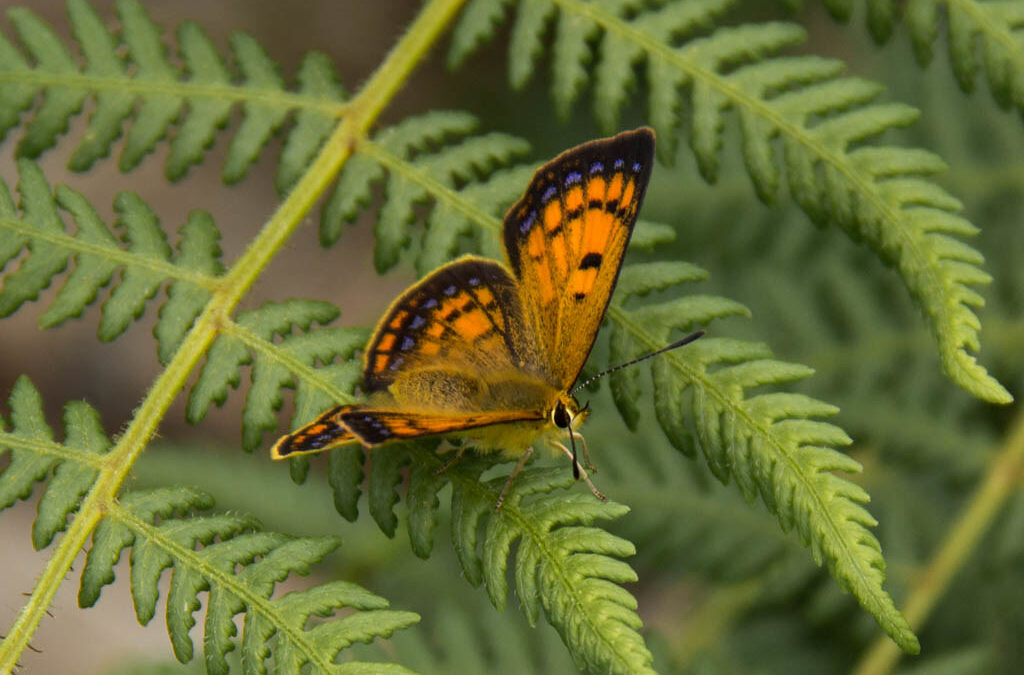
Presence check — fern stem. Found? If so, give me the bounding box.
[852,407,1024,675]
[0,0,466,667]
[0,69,345,116]
[0,215,219,290]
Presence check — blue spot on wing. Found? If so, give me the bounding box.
[565,171,582,185]
[520,210,537,234]
[401,336,415,351]
[410,315,426,329]
[542,185,557,202]
[590,161,604,174]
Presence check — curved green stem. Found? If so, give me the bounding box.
[0,0,467,668]
[853,406,1024,675]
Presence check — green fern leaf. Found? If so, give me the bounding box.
[600,265,919,653]
[819,0,1024,117]
[448,0,1010,404]
[187,300,367,461]
[0,160,223,359]
[324,437,654,675]
[0,0,346,184]
[0,376,108,549]
[79,487,419,674]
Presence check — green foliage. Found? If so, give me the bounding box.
[0,159,223,361]
[811,0,1024,119]
[1,1,1023,674]
[606,262,917,651]
[0,375,106,549]
[81,486,419,674]
[0,378,418,673]
[0,0,345,186]
[449,0,1010,404]
[328,440,654,675]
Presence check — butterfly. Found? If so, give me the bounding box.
[272,127,699,507]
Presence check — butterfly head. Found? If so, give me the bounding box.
[551,394,588,432]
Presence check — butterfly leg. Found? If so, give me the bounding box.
[552,441,607,502]
[434,443,466,475]
[495,446,535,511]
[572,431,597,474]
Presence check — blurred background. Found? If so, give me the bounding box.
[0,1,1021,673]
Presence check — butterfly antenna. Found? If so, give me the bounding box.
[570,330,705,394]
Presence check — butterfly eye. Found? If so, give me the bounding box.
[552,403,572,429]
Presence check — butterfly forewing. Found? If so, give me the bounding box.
[362,258,544,392]
[503,128,655,388]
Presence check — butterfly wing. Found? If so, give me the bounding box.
[338,408,542,445]
[362,256,547,392]
[270,405,359,458]
[503,127,655,388]
[270,404,541,458]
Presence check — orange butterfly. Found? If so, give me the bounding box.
[272,127,700,506]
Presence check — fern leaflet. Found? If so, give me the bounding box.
[813,0,1024,120]
[0,0,346,186]
[81,487,419,674]
[0,375,106,549]
[448,0,1010,404]
[0,159,223,363]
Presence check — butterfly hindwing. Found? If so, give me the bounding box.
[339,408,542,445]
[362,257,545,391]
[269,405,359,459]
[503,127,655,387]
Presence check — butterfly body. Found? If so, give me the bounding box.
[271,128,656,493]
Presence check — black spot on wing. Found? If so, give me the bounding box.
[579,252,603,270]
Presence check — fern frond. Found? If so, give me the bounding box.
[324,439,653,675]
[79,486,418,674]
[0,375,107,550]
[818,0,1024,118]
[597,261,920,653]
[187,300,367,459]
[0,160,223,360]
[0,0,346,184]
[448,0,1010,404]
